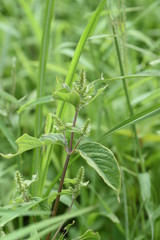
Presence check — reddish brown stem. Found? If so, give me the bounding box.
[46,109,78,240]
[52,197,75,240]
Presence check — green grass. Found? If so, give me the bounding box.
[0,0,160,239]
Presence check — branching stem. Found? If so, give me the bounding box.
[46,108,79,240]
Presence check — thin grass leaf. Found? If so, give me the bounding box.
[0,201,42,226]
[128,0,160,27]
[17,0,41,44]
[0,22,20,37]
[98,103,160,142]
[103,70,160,82]
[2,206,95,240]
[56,0,106,118]
[35,0,55,138]
[17,95,53,114]
[29,61,67,76]
[33,0,55,189]
[0,119,17,151]
[0,89,18,104]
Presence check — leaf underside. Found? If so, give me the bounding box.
[78,142,121,196]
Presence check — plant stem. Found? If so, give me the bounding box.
[39,0,106,197]
[52,198,75,240]
[44,155,79,198]
[51,109,78,217]
[33,0,55,194]
[122,170,129,240]
[46,109,78,240]
[24,194,37,224]
[112,24,145,173]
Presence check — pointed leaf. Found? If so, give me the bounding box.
[0,133,65,159]
[0,89,18,104]
[80,80,107,108]
[0,134,43,158]
[78,142,121,197]
[98,102,160,142]
[53,89,80,108]
[18,95,53,114]
[40,133,65,146]
[77,229,100,240]
[59,221,75,240]
[0,118,17,151]
[24,174,38,188]
[87,85,107,106]
[56,0,106,118]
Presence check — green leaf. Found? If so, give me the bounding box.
[2,206,95,240]
[0,201,41,226]
[0,119,17,151]
[24,174,38,188]
[138,173,151,202]
[89,186,120,224]
[35,0,55,138]
[53,88,80,108]
[56,0,106,118]
[0,89,18,104]
[76,229,100,240]
[79,79,107,108]
[29,61,67,76]
[17,95,53,114]
[44,113,53,134]
[47,190,71,206]
[86,80,107,106]
[41,0,106,196]
[59,221,75,240]
[78,142,121,198]
[40,133,65,146]
[90,85,107,103]
[0,134,43,159]
[138,173,154,240]
[33,0,56,185]
[98,103,160,142]
[17,0,41,44]
[0,133,65,159]
[103,70,160,83]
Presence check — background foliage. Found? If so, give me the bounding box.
[0,0,160,239]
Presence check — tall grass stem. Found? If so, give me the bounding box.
[112,24,145,173]
[33,0,55,194]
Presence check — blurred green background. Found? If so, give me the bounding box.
[0,0,160,239]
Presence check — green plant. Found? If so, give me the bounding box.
[1,0,160,239]
[0,69,121,239]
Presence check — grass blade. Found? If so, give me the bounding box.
[33,0,55,187]
[98,103,160,142]
[2,206,95,240]
[0,119,17,151]
[17,0,41,44]
[56,0,106,118]
[35,0,55,138]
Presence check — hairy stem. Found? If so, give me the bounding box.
[46,109,78,240]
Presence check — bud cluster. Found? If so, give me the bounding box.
[69,166,89,199]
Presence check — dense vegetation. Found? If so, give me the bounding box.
[0,0,160,239]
